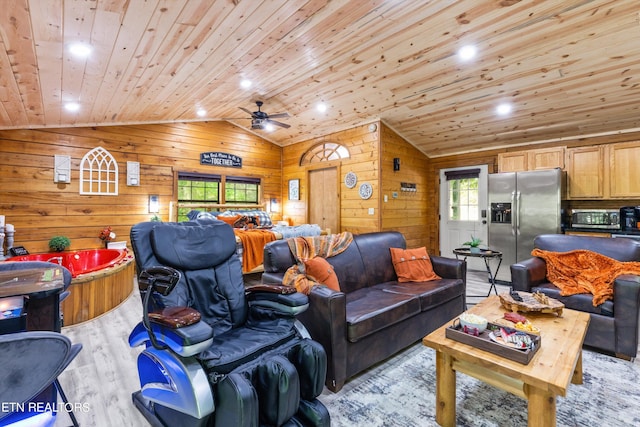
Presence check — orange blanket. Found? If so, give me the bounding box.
[234,229,277,273]
[282,232,354,294]
[532,248,640,306]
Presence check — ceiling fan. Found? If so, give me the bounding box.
[238,101,291,130]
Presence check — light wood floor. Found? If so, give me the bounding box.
[51,270,633,426]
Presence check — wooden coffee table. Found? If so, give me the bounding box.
[422,295,590,427]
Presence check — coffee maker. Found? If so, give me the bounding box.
[620,206,640,231]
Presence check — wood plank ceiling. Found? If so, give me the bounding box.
[1,0,639,157]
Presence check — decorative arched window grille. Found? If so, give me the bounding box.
[80,146,119,195]
[300,142,350,165]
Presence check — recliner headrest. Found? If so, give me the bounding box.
[151,222,237,270]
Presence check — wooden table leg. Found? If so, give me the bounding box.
[435,351,456,427]
[571,351,583,385]
[525,384,556,427]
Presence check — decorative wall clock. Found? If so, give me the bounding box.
[344,171,357,189]
[359,182,373,199]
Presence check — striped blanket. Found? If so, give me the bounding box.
[283,232,353,294]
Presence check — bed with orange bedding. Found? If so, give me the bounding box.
[234,224,325,273]
[187,209,324,273]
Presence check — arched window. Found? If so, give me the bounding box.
[300,142,350,165]
[80,146,119,195]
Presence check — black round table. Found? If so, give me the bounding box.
[453,248,503,298]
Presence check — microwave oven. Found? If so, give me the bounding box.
[570,209,620,229]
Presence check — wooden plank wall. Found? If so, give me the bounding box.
[282,123,380,234]
[282,122,432,248]
[0,121,282,254]
[4,118,640,258]
[380,123,431,249]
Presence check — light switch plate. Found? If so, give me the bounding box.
[368,207,374,215]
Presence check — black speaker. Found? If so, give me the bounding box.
[393,158,400,171]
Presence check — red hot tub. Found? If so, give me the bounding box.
[7,249,127,278]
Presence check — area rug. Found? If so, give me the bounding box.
[319,344,640,426]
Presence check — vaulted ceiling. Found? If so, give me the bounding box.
[1,0,639,157]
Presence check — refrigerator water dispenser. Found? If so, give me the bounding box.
[491,203,512,224]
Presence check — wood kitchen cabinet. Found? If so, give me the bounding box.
[498,147,565,172]
[566,145,606,199]
[497,151,528,172]
[566,141,640,199]
[527,147,565,170]
[609,141,640,198]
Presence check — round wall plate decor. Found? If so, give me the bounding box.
[344,171,357,189]
[359,182,373,199]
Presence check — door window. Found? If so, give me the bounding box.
[448,178,479,221]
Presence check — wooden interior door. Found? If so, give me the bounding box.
[308,167,339,234]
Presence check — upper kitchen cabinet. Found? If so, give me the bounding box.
[528,147,565,171]
[609,141,640,198]
[498,147,565,172]
[566,145,606,199]
[567,141,640,199]
[498,151,528,172]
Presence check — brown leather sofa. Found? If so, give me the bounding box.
[511,234,640,360]
[262,231,466,392]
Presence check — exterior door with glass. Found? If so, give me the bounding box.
[439,165,488,271]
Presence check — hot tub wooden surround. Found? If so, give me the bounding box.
[61,255,136,326]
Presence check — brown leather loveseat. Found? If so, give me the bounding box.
[262,231,466,391]
[511,234,640,359]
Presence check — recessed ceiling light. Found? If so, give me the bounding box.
[64,102,80,112]
[458,45,477,61]
[316,102,327,113]
[68,42,92,58]
[496,103,513,116]
[196,108,207,117]
[240,79,252,89]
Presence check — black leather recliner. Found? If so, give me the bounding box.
[128,220,330,427]
[511,233,640,360]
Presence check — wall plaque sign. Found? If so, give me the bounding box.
[200,152,242,168]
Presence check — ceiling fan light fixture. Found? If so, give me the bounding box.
[243,101,291,130]
[251,118,265,129]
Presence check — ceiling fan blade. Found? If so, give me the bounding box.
[266,112,290,119]
[238,107,255,116]
[268,119,291,129]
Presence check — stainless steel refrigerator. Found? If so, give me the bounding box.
[488,168,564,283]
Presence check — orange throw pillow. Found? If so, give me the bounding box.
[303,256,340,291]
[390,247,441,283]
